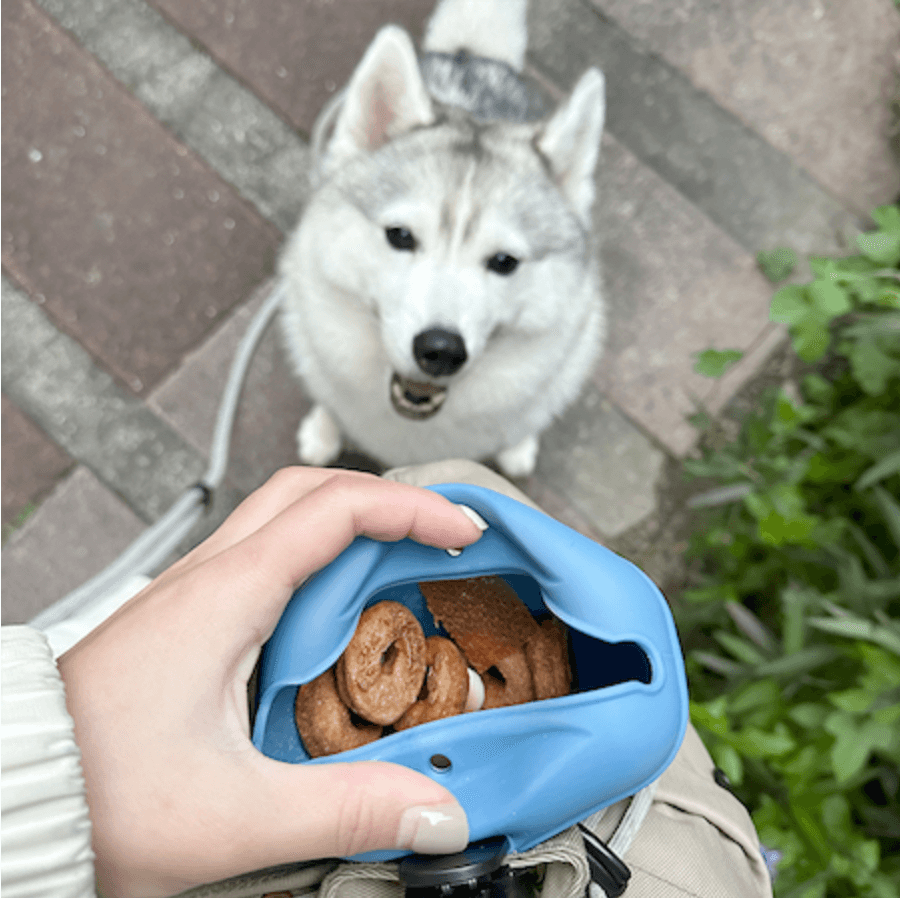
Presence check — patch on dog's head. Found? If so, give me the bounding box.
[390,373,447,420]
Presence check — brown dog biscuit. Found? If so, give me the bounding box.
[526,618,572,700]
[482,649,536,709]
[395,636,469,730]
[419,576,540,673]
[335,601,427,725]
[294,667,383,758]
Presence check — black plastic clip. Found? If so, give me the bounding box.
[578,824,631,897]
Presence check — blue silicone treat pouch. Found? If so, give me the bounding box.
[252,483,688,860]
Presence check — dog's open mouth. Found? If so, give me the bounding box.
[390,373,448,420]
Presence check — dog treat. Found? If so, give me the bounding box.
[395,636,469,730]
[482,649,537,709]
[294,578,572,757]
[294,667,383,758]
[419,576,540,673]
[526,619,572,701]
[335,601,427,725]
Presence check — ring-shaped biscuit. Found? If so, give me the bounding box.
[294,667,383,758]
[335,600,427,725]
[482,649,536,709]
[395,636,469,730]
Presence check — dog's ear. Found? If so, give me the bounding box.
[537,68,606,224]
[328,26,434,164]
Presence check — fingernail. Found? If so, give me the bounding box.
[397,803,469,854]
[456,504,489,531]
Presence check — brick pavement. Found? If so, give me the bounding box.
[3,0,899,624]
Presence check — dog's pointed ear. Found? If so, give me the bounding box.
[328,26,434,163]
[537,68,605,224]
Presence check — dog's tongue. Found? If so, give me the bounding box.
[390,373,447,420]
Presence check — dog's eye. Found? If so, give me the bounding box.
[385,227,417,251]
[486,253,519,275]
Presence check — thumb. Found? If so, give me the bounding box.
[263,759,469,860]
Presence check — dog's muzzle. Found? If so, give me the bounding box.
[390,374,448,420]
[389,328,465,420]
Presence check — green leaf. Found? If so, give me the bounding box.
[729,678,781,714]
[792,319,831,362]
[809,280,852,317]
[808,615,900,656]
[757,246,798,282]
[855,448,900,490]
[693,348,744,378]
[843,338,899,395]
[788,703,825,729]
[711,742,744,785]
[753,645,838,679]
[714,630,766,665]
[857,231,900,267]
[872,486,900,552]
[731,725,796,758]
[828,714,895,782]
[770,284,809,324]
[870,204,900,233]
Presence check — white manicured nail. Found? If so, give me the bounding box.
[397,803,469,854]
[456,504,489,530]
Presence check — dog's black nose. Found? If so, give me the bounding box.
[413,328,468,377]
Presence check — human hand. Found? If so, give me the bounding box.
[58,468,484,898]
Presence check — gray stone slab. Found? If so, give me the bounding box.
[588,0,900,215]
[148,280,313,498]
[527,0,862,256]
[2,394,74,528]
[593,135,783,454]
[1,276,205,521]
[532,383,667,539]
[0,465,146,623]
[35,0,311,232]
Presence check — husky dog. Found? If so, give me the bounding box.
[279,0,606,477]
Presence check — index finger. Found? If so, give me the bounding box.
[168,468,382,578]
[192,473,484,634]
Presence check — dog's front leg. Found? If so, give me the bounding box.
[496,434,539,479]
[297,404,343,466]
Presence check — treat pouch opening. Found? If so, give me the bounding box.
[252,484,688,858]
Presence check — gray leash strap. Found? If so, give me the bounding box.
[581,780,659,898]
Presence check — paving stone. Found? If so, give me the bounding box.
[2,394,74,528]
[532,383,667,539]
[593,135,782,455]
[2,0,281,395]
[149,280,312,498]
[0,465,146,624]
[148,0,435,135]
[588,0,900,215]
[36,0,312,232]
[527,0,862,257]
[2,275,205,522]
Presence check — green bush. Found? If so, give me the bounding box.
[680,205,900,897]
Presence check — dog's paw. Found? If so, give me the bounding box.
[496,434,539,478]
[297,405,342,466]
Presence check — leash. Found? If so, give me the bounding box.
[29,281,285,632]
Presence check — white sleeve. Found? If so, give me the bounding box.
[2,626,96,898]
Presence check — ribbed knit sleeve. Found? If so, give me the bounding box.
[2,626,96,897]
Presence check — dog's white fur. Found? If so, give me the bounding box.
[279,0,606,477]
